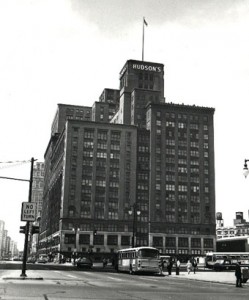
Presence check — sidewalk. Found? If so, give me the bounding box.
[169,270,247,286]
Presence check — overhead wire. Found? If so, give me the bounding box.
[0,160,30,170]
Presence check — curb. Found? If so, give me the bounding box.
[170,274,237,286]
[2,275,43,280]
[0,272,43,280]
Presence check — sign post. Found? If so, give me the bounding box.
[20,157,36,278]
[21,202,36,222]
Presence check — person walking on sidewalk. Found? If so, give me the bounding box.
[103,258,107,268]
[186,260,192,274]
[235,262,242,287]
[167,259,173,275]
[176,259,181,275]
[192,259,197,274]
[159,258,164,275]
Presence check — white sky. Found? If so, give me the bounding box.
[0,0,249,249]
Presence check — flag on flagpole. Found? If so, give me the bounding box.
[142,17,148,61]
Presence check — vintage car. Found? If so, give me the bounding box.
[213,259,237,271]
[76,257,93,269]
[27,257,37,264]
[37,255,48,264]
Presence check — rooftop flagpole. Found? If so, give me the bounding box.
[142,17,148,61]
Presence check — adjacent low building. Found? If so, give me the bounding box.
[216,211,249,239]
[216,211,249,252]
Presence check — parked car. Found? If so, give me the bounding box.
[37,255,48,264]
[213,260,237,271]
[76,257,93,269]
[27,257,36,264]
[12,256,22,261]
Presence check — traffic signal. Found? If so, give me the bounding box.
[93,229,97,236]
[31,225,40,235]
[19,225,27,234]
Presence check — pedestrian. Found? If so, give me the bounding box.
[192,259,197,274]
[159,258,164,275]
[176,259,181,275]
[186,260,192,274]
[235,262,242,287]
[167,259,173,275]
[103,258,107,268]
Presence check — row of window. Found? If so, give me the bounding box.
[166,166,209,175]
[165,184,209,193]
[64,222,212,236]
[165,194,210,203]
[164,249,205,255]
[164,131,208,140]
[153,236,213,248]
[64,233,213,249]
[164,148,209,157]
[164,122,207,130]
[64,233,126,245]
[79,191,208,205]
[84,142,121,150]
[162,215,211,224]
[84,130,122,140]
[68,209,209,224]
[165,140,206,149]
[158,112,208,122]
[82,179,120,187]
[164,206,201,213]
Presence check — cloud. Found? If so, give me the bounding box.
[70,0,248,29]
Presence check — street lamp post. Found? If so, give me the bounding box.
[20,157,36,278]
[35,216,41,259]
[128,204,141,248]
[243,159,249,178]
[72,227,79,265]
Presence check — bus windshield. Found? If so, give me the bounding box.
[138,249,159,258]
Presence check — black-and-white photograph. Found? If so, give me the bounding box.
[0,0,249,299]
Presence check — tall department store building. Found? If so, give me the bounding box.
[40,59,216,259]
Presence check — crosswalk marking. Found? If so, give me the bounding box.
[107,276,123,281]
[139,277,158,282]
[67,274,78,279]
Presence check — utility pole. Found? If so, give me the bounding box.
[20,157,35,278]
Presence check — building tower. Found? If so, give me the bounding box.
[0,220,5,259]
[40,59,216,260]
[30,161,45,256]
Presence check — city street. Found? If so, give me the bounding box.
[0,262,248,300]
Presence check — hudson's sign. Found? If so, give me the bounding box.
[132,64,162,72]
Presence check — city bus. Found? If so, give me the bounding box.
[205,252,249,270]
[117,247,160,274]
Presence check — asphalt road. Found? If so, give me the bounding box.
[0,263,248,300]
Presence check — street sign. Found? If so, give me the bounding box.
[21,202,37,221]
